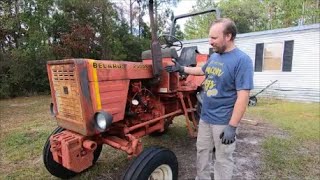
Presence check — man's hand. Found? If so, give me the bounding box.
[164,59,184,73]
[219,125,237,144]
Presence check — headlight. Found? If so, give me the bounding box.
[97,114,107,129]
[94,111,113,132]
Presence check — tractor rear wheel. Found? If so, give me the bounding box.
[149,118,171,136]
[43,127,103,179]
[194,90,203,122]
[194,100,202,121]
[122,147,178,180]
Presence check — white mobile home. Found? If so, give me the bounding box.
[182,24,320,102]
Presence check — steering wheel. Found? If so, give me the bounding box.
[158,35,183,51]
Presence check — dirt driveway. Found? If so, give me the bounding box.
[169,120,286,180]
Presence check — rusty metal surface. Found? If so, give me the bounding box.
[126,110,182,133]
[94,80,129,122]
[87,60,154,81]
[50,63,84,124]
[101,134,142,157]
[76,60,96,135]
[46,53,209,159]
[47,59,95,136]
[50,130,97,172]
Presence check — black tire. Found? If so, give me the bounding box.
[194,90,203,122]
[122,147,178,180]
[43,127,103,179]
[194,100,202,122]
[248,96,258,106]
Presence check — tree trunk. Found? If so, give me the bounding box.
[149,0,156,41]
[130,0,133,34]
[13,0,19,48]
[154,0,158,34]
[138,2,141,38]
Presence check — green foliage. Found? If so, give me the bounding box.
[262,0,320,29]
[140,0,180,35]
[175,24,184,40]
[184,0,320,39]
[8,46,53,96]
[1,0,178,98]
[184,0,217,40]
[218,0,267,33]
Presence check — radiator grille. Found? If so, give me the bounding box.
[51,64,83,123]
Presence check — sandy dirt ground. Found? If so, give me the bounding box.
[172,120,287,180]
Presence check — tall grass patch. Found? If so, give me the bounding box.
[0,96,56,179]
[246,98,320,179]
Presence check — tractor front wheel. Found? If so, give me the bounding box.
[122,147,178,180]
[43,127,103,179]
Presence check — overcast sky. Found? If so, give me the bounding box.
[112,0,199,32]
[172,0,197,30]
[172,0,197,15]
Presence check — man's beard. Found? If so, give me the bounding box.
[213,45,227,54]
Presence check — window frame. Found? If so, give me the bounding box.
[262,41,285,72]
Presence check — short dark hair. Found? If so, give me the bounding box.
[211,18,237,41]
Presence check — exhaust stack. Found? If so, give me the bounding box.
[148,0,162,83]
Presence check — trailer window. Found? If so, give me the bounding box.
[254,41,294,72]
[262,42,283,71]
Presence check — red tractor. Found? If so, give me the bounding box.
[43,8,219,180]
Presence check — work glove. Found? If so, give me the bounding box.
[219,125,237,145]
[164,59,184,73]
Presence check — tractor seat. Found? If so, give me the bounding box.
[176,46,198,67]
[141,46,199,68]
[141,48,178,60]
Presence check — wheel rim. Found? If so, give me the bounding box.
[148,164,173,180]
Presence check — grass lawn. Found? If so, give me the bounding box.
[246,98,320,179]
[0,96,319,179]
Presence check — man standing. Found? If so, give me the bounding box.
[165,18,254,180]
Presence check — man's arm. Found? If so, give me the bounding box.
[229,90,250,127]
[183,66,205,76]
[220,90,250,144]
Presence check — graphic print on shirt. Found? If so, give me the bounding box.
[204,61,224,97]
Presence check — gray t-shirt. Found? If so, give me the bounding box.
[200,48,254,125]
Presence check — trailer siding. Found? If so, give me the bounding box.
[182,24,320,102]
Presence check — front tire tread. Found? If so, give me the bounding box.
[122,146,178,180]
